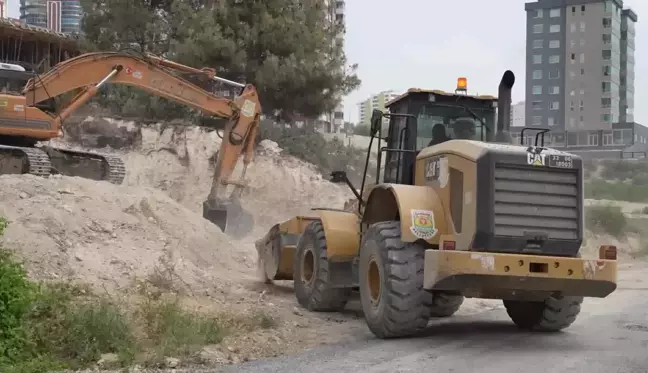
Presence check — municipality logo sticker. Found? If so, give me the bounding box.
[409,209,438,239]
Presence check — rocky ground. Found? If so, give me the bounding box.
[0,116,646,369]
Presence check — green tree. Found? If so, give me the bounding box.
[353,124,371,136]
[80,0,360,121]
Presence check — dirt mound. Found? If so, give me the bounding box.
[0,173,256,293]
[50,119,353,232]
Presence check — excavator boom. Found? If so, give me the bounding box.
[21,52,263,238]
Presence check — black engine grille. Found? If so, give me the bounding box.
[493,164,580,241]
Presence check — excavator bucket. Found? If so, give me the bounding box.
[203,197,254,239]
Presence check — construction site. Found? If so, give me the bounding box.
[0,5,648,373]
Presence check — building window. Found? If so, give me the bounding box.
[550,86,559,94]
[533,39,543,48]
[533,70,543,80]
[549,40,560,48]
[570,23,576,32]
[570,53,575,61]
[549,70,560,79]
[580,22,586,32]
[603,131,613,145]
[550,24,560,33]
[588,133,599,146]
[603,65,611,76]
[601,114,612,122]
[532,116,542,125]
[603,18,612,28]
[602,50,611,60]
[549,55,560,64]
[548,117,556,126]
[603,34,611,44]
[549,8,560,17]
[532,85,542,94]
[532,101,543,110]
[580,100,584,111]
[534,9,543,18]
[601,98,611,108]
[580,39,585,46]
[533,55,542,64]
[569,117,576,127]
[550,102,560,110]
[579,53,585,63]
[533,24,543,33]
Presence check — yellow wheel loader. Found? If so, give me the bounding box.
[255,71,618,339]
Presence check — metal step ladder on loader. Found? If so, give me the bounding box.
[255,71,618,339]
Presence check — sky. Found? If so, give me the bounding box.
[7,0,646,124]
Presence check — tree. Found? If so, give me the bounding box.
[80,0,360,121]
[353,124,371,137]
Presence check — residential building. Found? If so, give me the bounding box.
[319,0,345,133]
[511,101,526,128]
[520,0,642,157]
[20,0,82,34]
[357,90,400,127]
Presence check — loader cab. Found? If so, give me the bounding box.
[375,89,498,186]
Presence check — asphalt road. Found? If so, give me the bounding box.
[223,265,648,373]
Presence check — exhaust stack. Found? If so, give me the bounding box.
[495,70,515,143]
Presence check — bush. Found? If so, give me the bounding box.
[585,205,627,237]
[585,180,648,203]
[258,122,373,185]
[0,232,38,365]
[139,298,226,359]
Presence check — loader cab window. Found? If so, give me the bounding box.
[416,103,496,150]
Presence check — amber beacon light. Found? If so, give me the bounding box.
[456,77,468,92]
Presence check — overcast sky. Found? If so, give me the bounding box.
[7,0,646,124]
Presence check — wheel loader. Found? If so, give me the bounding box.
[255,70,618,338]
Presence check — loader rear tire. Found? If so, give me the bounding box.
[293,220,351,312]
[429,293,464,317]
[503,295,583,332]
[358,221,432,339]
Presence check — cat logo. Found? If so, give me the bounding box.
[527,152,546,166]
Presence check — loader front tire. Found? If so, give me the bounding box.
[358,221,432,339]
[503,295,583,332]
[293,220,351,312]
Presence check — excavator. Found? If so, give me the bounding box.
[6,51,261,238]
[0,63,126,183]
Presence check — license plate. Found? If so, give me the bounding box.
[548,155,573,168]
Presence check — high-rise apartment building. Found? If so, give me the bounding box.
[357,90,400,127]
[524,0,637,133]
[511,101,526,128]
[20,0,83,34]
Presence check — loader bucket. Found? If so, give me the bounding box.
[202,198,254,239]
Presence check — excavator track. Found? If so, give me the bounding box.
[0,145,52,177]
[0,145,126,184]
[40,146,126,185]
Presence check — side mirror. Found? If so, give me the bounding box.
[370,109,384,137]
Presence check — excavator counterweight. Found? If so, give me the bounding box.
[7,51,262,238]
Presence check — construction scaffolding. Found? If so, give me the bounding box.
[0,17,81,73]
